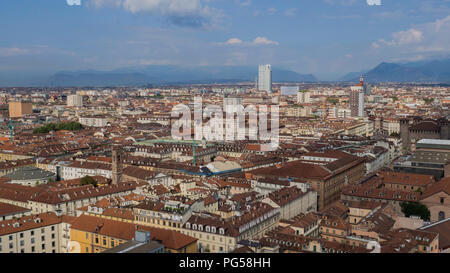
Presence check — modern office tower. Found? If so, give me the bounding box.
[8,101,33,118]
[297,90,311,104]
[258,64,272,93]
[67,95,83,107]
[350,76,365,117]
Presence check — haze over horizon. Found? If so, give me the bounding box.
[1,0,450,82]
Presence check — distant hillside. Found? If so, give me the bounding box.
[341,59,450,83]
[46,65,318,87]
[48,71,154,87]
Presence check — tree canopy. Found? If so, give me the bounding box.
[33,121,83,134]
[400,202,430,221]
[80,176,98,187]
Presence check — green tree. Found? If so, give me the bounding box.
[33,121,83,134]
[80,176,98,187]
[389,132,400,138]
[400,202,430,221]
[327,97,339,105]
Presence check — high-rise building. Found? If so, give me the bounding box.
[258,64,272,93]
[350,76,365,117]
[297,90,311,104]
[67,95,83,107]
[8,101,32,118]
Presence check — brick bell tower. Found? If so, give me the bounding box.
[112,144,123,185]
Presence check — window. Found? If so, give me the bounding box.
[103,239,107,246]
[31,238,35,244]
[440,198,445,205]
[9,235,13,241]
[31,246,35,253]
[42,244,45,250]
[20,233,24,238]
[20,240,24,247]
[438,211,445,221]
[31,231,34,236]
[9,243,13,249]
[86,233,89,240]
[51,226,55,231]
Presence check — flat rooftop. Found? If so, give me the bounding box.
[416,139,450,150]
[417,139,450,145]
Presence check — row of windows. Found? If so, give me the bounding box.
[85,232,124,248]
[0,227,55,242]
[0,241,57,252]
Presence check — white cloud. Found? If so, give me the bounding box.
[366,0,381,6]
[323,0,357,6]
[374,15,450,50]
[224,38,243,45]
[0,48,30,57]
[236,0,251,7]
[370,15,450,62]
[122,0,201,14]
[252,37,279,45]
[218,37,279,46]
[391,29,423,45]
[89,0,222,27]
[67,0,82,5]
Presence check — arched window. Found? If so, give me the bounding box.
[438,211,445,221]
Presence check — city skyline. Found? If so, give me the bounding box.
[0,0,450,81]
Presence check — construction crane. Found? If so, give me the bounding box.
[322,96,327,121]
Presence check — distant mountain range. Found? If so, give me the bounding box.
[1,59,450,87]
[340,59,450,83]
[46,65,318,87]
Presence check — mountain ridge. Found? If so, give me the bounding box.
[46,65,318,87]
[341,59,450,83]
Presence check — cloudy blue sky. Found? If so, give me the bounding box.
[0,0,449,80]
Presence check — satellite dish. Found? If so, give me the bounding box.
[67,241,81,253]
